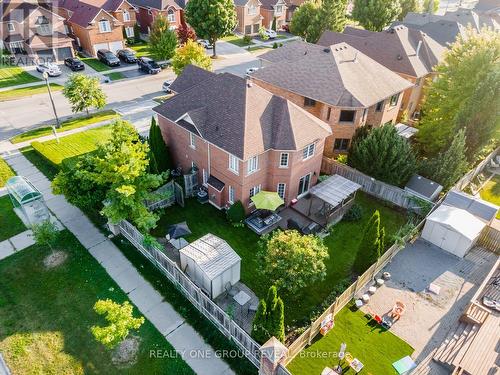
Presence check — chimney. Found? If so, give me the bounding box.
[416,40,422,57]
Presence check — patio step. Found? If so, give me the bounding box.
[432,321,479,370]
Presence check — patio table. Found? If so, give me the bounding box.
[349,358,364,373]
[233,290,251,316]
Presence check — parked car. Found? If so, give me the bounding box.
[245,67,259,76]
[36,62,62,77]
[263,29,277,39]
[138,57,161,74]
[64,57,85,71]
[97,49,120,67]
[197,39,213,49]
[162,79,173,93]
[117,49,137,63]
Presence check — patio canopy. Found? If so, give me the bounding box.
[309,175,361,207]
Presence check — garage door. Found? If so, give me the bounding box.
[93,43,109,55]
[56,47,73,61]
[37,49,54,62]
[108,41,123,53]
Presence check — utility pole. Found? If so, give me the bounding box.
[42,71,60,143]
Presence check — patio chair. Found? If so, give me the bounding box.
[225,282,238,297]
[390,301,406,321]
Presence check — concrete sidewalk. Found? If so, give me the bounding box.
[2,151,235,375]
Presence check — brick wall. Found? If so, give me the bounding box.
[235,0,262,35]
[136,6,183,34]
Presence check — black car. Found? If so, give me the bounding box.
[117,49,137,63]
[137,57,161,74]
[64,57,85,71]
[97,49,120,67]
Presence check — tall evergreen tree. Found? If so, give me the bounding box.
[352,0,402,31]
[148,116,171,173]
[251,299,268,343]
[251,286,285,343]
[314,0,347,37]
[353,210,382,274]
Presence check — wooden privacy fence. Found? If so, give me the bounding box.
[477,226,500,254]
[453,147,499,192]
[321,158,433,210]
[117,220,261,368]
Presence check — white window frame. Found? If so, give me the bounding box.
[167,9,175,23]
[277,183,286,199]
[275,5,283,14]
[247,155,258,175]
[228,186,235,204]
[202,169,208,185]
[302,143,315,160]
[7,23,15,32]
[189,132,196,149]
[123,9,131,21]
[298,173,311,196]
[38,24,51,35]
[249,185,261,205]
[98,19,112,33]
[229,154,239,174]
[125,26,134,37]
[248,5,257,15]
[279,152,289,168]
[390,93,400,107]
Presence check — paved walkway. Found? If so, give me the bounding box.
[0,230,35,261]
[2,152,235,375]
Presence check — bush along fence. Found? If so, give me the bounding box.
[115,219,262,368]
[321,157,434,210]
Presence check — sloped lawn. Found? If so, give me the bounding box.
[0,230,194,375]
[0,196,26,242]
[287,304,414,375]
[0,64,41,88]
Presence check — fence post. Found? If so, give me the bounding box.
[352,276,361,296]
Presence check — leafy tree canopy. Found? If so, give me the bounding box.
[63,73,106,116]
[352,0,402,31]
[398,0,421,20]
[172,39,212,75]
[149,15,178,61]
[176,23,197,45]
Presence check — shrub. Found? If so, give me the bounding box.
[343,203,363,221]
[226,201,245,224]
[243,35,252,44]
[272,42,278,49]
[336,154,348,164]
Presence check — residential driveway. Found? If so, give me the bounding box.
[211,40,251,57]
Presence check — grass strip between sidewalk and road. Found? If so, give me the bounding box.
[104,72,126,81]
[0,83,63,102]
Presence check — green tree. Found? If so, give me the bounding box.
[32,220,59,252]
[63,73,106,116]
[352,0,402,31]
[398,0,421,20]
[290,1,320,42]
[423,0,439,13]
[353,210,382,274]
[272,17,277,31]
[251,299,268,343]
[259,26,270,41]
[314,0,347,38]
[148,116,171,173]
[257,230,329,294]
[185,0,237,57]
[416,28,500,159]
[347,125,372,160]
[421,129,469,189]
[176,23,197,45]
[134,23,142,42]
[171,39,212,75]
[251,286,285,343]
[91,299,144,349]
[149,15,178,61]
[348,124,417,186]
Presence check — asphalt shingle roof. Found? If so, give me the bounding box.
[392,19,466,47]
[252,40,413,108]
[129,0,183,10]
[404,9,499,31]
[169,64,216,93]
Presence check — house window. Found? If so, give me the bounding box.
[302,143,315,160]
[7,23,15,32]
[326,107,331,121]
[304,97,316,107]
[229,154,239,174]
[167,9,175,22]
[249,185,261,198]
[277,183,286,199]
[375,100,384,112]
[247,155,258,174]
[339,110,355,123]
[98,20,111,33]
[279,152,289,168]
[189,132,196,149]
[125,26,134,37]
[253,23,259,33]
[275,5,283,14]
[64,23,70,34]
[245,25,252,34]
[390,93,400,106]
[298,174,311,195]
[228,186,235,204]
[123,10,131,21]
[37,24,51,35]
[334,138,350,151]
[248,5,257,15]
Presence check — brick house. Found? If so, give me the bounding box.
[1,0,74,61]
[318,26,445,120]
[260,0,287,30]
[153,65,331,211]
[250,41,413,157]
[234,0,262,35]
[48,0,138,56]
[129,0,183,34]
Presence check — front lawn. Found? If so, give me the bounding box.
[105,72,126,81]
[480,174,500,219]
[79,57,110,72]
[20,145,59,180]
[0,157,15,187]
[0,83,62,102]
[0,64,41,88]
[0,196,26,242]
[150,192,406,325]
[0,230,193,374]
[10,110,119,144]
[222,35,255,47]
[30,126,112,167]
[287,305,414,375]
[129,42,150,58]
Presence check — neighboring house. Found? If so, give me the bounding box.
[153,64,332,211]
[284,0,306,23]
[1,0,74,61]
[392,19,467,47]
[234,0,262,35]
[474,0,500,22]
[260,0,287,30]
[46,0,138,56]
[318,25,445,120]
[404,8,499,32]
[250,40,413,157]
[129,0,183,34]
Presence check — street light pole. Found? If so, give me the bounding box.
[42,71,60,143]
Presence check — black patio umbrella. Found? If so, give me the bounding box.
[167,221,192,239]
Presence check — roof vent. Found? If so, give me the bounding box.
[304,50,308,55]
[323,48,330,53]
[215,125,219,132]
[397,54,403,60]
[247,80,253,87]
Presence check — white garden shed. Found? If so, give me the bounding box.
[421,205,486,258]
[179,234,241,299]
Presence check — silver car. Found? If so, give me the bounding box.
[36,62,62,77]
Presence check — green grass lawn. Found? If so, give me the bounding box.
[480,174,500,218]
[0,83,63,102]
[31,126,112,167]
[129,42,150,58]
[0,64,41,88]
[151,192,406,325]
[0,230,194,374]
[222,35,255,47]
[0,196,26,242]
[79,57,111,72]
[105,72,126,81]
[0,157,15,187]
[287,304,414,375]
[20,145,59,180]
[11,110,119,144]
